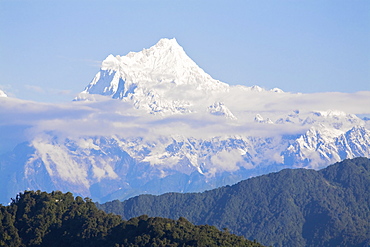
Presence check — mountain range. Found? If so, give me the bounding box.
[98,157,370,247]
[0,38,369,203]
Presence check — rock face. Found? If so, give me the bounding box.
[1,38,370,203]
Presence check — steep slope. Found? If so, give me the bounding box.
[284,125,370,169]
[98,157,370,247]
[77,38,230,115]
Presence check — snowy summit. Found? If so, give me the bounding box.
[0,90,7,97]
[77,38,230,114]
[77,38,286,116]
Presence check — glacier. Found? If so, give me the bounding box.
[1,38,370,203]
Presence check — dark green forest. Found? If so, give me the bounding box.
[98,157,370,247]
[0,190,264,247]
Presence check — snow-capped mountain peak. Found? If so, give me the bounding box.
[2,39,370,204]
[270,87,284,93]
[207,102,237,120]
[78,38,229,114]
[101,38,197,73]
[0,90,7,97]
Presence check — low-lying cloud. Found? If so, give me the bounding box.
[1,90,369,153]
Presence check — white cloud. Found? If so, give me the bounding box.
[210,149,243,173]
[0,90,369,155]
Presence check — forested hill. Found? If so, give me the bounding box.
[98,157,370,247]
[0,191,264,247]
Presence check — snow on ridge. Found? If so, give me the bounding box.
[254,114,273,124]
[101,54,121,71]
[80,38,231,114]
[270,87,284,93]
[230,85,284,93]
[207,102,237,120]
[79,38,292,114]
[95,37,225,90]
[313,110,348,117]
[83,38,230,94]
[250,85,264,92]
[0,90,7,97]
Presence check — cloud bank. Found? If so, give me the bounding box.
[1,90,369,153]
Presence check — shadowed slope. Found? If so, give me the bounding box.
[98,157,370,247]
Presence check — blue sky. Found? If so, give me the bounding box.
[0,0,369,103]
